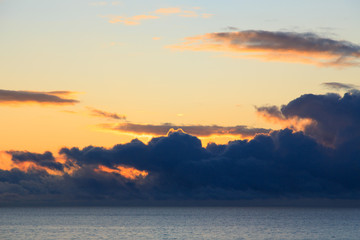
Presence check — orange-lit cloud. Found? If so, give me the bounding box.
[0,151,64,175]
[0,89,79,105]
[87,107,126,120]
[100,122,270,138]
[106,7,211,25]
[0,151,14,171]
[256,105,314,132]
[154,7,211,18]
[154,7,182,15]
[169,30,360,67]
[106,14,159,25]
[95,165,148,180]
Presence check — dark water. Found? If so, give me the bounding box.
[1,207,360,239]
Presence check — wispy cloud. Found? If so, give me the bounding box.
[87,107,126,120]
[169,30,360,67]
[107,15,159,25]
[105,7,212,25]
[0,89,79,105]
[154,7,182,15]
[154,7,211,18]
[101,122,270,137]
[322,82,358,90]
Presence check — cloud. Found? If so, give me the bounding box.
[87,107,126,120]
[100,122,270,138]
[154,7,182,15]
[106,15,159,25]
[256,105,314,133]
[0,89,79,105]
[154,7,211,18]
[106,7,211,25]
[257,91,360,147]
[7,151,64,172]
[322,82,358,91]
[169,30,360,67]
[3,91,360,205]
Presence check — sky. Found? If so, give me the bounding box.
[1,0,360,205]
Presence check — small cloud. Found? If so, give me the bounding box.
[322,82,358,91]
[0,89,79,106]
[179,10,198,18]
[87,107,126,120]
[152,37,161,41]
[106,15,159,25]
[154,7,182,15]
[111,1,121,6]
[224,26,239,31]
[201,13,213,19]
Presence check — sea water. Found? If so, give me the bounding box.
[1,207,360,239]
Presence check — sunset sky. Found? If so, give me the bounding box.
[1,0,360,205]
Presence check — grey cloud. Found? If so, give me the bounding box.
[171,30,360,67]
[102,122,271,137]
[88,107,126,120]
[0,89,79,105]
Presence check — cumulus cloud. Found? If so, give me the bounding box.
[100,122,270,137]
[0,89,79,105]
[2,91,360,205]
[257,91,360,147]
[169,30,360,67]
[87,107,126,120]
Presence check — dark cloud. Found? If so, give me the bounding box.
[322,82,358,90]
[256,91,360,147]
[7,151,64,171]
[170,30,360,67]
[2,91,360,205]
[0,89,79,105]
[281,92,360,147]
[256,105,284,119]
[101,122,270,137]
[87,107,126,120]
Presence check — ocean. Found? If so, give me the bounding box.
[1,207,360,239]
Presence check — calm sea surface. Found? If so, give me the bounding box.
[1,207,360,239]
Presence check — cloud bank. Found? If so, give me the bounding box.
[169,30,360,67]
[101,123,270,137]
[2,91,360,206]
[0,89,79,105]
